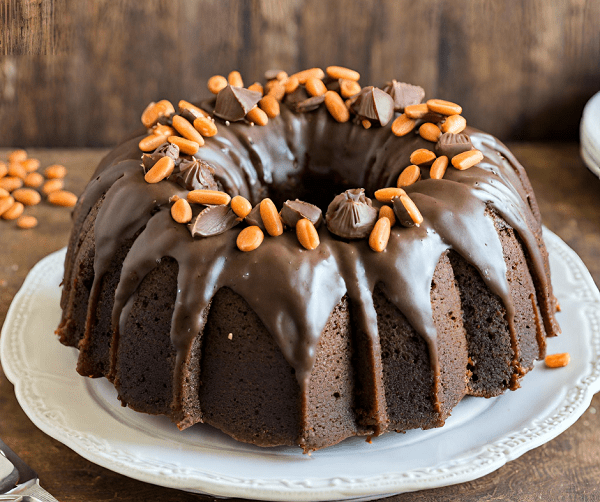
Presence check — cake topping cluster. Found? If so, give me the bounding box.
[137,66,490,254]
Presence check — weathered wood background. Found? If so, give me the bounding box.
[1,0,599,147]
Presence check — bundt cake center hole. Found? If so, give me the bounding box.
[268,170,359,212]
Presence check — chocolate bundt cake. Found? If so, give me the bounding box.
[56,66,560,452]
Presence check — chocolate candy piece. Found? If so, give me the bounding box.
[172,158,219,191]
[384,80,425,112]
[280,199,322,228]
[180,107,204,123]
[214,85,262,122]
[350,86,395,127]
[392,196,416,227]
[436,132,473,159]
[141,142,180,172]
[189,204,240,238]
[284,86,310,108]
[419,111,446,124]
[244,203,266,231]
[326,188,378,239]
[295,95,325,113]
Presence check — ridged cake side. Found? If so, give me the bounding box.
[56,104,559,451]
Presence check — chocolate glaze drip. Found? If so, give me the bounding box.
[69,102,559,429]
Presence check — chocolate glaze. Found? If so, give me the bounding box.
[68,101,559,429]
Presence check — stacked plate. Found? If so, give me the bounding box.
[581,91,600,179]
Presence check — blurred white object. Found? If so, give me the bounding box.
[580,90,600,179]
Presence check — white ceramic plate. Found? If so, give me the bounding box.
[2,229,600,501]
[581,91,600,179]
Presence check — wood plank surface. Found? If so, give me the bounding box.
[0,144,599,500]
[1,0,599,147]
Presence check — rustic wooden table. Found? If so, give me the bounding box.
[0,145,599,501]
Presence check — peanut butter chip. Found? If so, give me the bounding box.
[259,95,280,119]
[152,124,176,137]
[246,106,269,126]
[17,215,37,229]
[441,115,467,134]
[452,149,484,170]
[410,149,436,166]
[8,163,26,179]
[404,103,429,119]
[391,114,417,137]
[8,150,27,163]
[172,115,204,145]
[419,122,442,142]
[430,156,449,179]
[375,187,407,203]
[427,99,462,116]
[228,70,244,87]
[171,198,193,224]
[193,116,218,137]
[397,165,421,187]
[248,82,264,95]
[260,198,283,236]
[24,172,44,188]
[326,66,360,81]
[231,195,252,219]
[324,91,350,123]
[178,100,209,119]
[21,158,40,172]
[139,134,169,152]
[168,136,201,155]
[266,80,285,101]
[1,201,23,220]
[305,77,327,97]
[237,226,264,252]
[208,75,228,94]
[0,176,23,192]
[545,353,570,368]
[140,100,175,128]
[0,196,15,217]
[296,218,320,250]
[379,205,396,226]
[187,189,231,206]
[42,179,64,195]
[290,68,325,84]
[339,79,362,99]
[44,164,67,179]
[369,216,391,252]
[144,156,175,184]
[48,190,78,207]
[284,76,300,94]
[12,188,41,206]
[400,194,423,226]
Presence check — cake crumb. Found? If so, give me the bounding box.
[228,332,233,340]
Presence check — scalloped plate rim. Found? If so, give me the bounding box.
[1,228,600,501]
